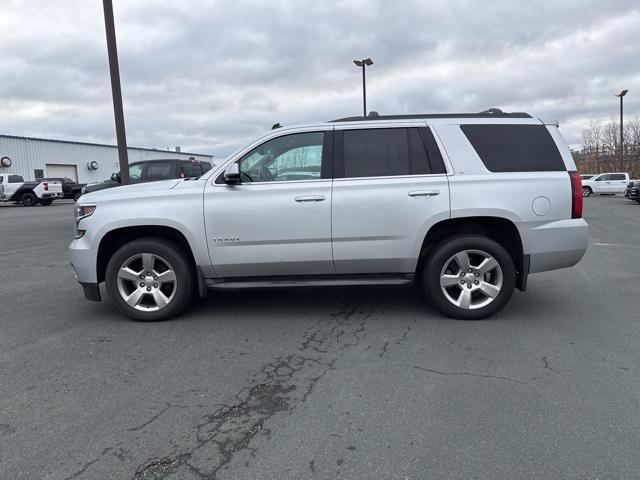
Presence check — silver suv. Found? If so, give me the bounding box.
[69,110,588,321]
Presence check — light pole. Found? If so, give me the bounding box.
[353,58,373,117]
[615,89,628,172]
[103,0,130,184]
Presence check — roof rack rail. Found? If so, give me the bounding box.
[330,108,531,122]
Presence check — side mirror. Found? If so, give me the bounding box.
[223,163,241,184]
[111,172,121,183]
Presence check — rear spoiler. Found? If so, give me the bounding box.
[539,117,559,127]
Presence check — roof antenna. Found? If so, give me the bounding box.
[479,108,505,115]
[272,123,281,129]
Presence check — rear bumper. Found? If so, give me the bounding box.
[525,219,589,274]
[42,192,63,199]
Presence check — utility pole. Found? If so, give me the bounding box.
[353,58,373,117]
[103,0,130,184]
[615,89,628,172]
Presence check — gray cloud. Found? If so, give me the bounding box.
[1,0,639,155]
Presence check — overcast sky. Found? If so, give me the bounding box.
[1,0,639,156]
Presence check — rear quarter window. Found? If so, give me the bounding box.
[461,124,565,172]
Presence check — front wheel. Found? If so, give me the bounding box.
[423,235,516,320]
[582,186,592,197]
[105,238,194,321]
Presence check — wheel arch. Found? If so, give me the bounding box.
[96,225,197,284]
[417,216,527,290]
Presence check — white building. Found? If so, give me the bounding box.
[0,134,213,184]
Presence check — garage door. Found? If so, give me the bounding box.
[46,164,78,182]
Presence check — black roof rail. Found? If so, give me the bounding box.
[330,108,532,122]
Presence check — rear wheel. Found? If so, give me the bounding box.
[105,238,194,321]
[423,235,516,320]
[40,199,53,206]
[21,191,37,207]
[582,186,592,197]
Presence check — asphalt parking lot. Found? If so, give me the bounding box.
[1,196,639,480]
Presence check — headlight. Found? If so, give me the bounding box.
[74,204,96,238]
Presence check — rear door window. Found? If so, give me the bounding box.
[338,128,437,178]
[145,162,172,181]
[9,175,24,183]
[179,163,202,177]
[461,124,565,172]
[610,174,626,181]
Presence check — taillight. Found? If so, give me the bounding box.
[43,182,48,191]
[569,171,582,219]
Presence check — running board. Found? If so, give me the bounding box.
[206,274,414,290]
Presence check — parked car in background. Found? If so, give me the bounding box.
[626,180,640,203]
[70,109,588,322]
[40,177,86,202]
[81,158,213,196]
[581,172,629,197]
[0,174,63,206]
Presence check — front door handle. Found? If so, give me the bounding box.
[295,195,326,202]
[408,190,440,197]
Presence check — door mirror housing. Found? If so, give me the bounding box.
[224,163,241,184]
[111,172,121,183]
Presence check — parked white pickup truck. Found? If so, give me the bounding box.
[0,174,63,206]
[581,172,629,197]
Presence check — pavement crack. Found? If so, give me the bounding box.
[128,299,380,479]
[407,364,528,385]
[128,403,188,432]
[379,341,389,358]
[62,458,101,480]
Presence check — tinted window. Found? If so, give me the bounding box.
[237,132,324,183]
[418,127,447,174]
[461,124,565,172]
[610,174,626,181]
[342,128,433,178]
[146,162,172,181]
[34,169,44,179]
[179,163,202,177]
[9,175,24,183]
[580,175,594,180]
[594,175,607,181]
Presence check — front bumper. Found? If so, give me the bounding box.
[525,218,589,274]
[627,188,639,199]
[69,235,98,284]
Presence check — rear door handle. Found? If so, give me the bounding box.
[295,195,326,202]
[408,190,440,197]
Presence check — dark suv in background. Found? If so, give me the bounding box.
[81,158,213,195]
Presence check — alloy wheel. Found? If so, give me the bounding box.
[116,253,177,311]
[439,249,503,310]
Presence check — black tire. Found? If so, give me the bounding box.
[40,199,53,206]
[105,238,194,321]
[422,235,516,320]
[73,191,82,202]
[21,191,37,207]
[582,186,592,197]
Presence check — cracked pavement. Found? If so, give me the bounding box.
[1,196,640,479]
